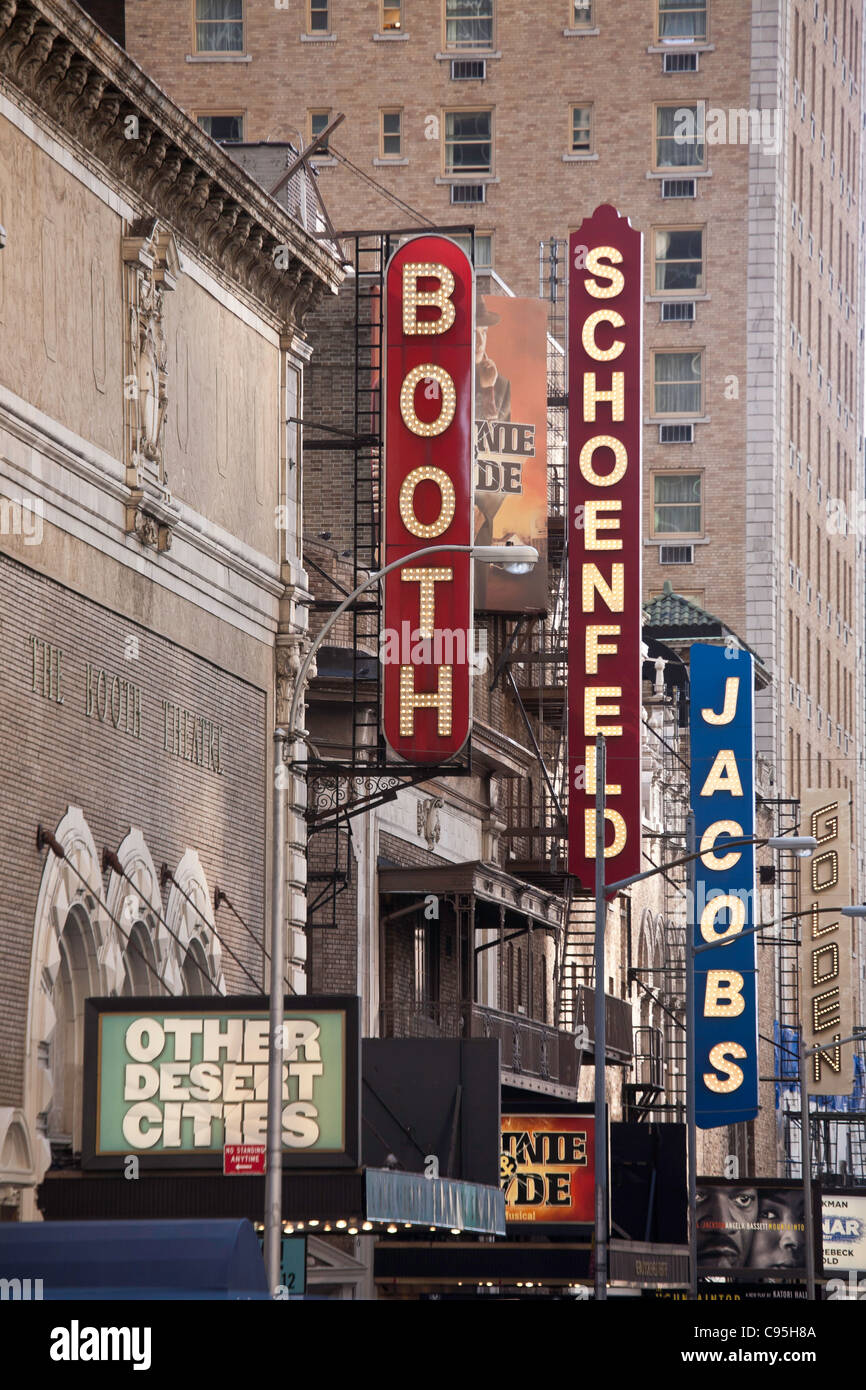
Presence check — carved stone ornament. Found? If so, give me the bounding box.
[121,218,181,549]
[418,796,444,850]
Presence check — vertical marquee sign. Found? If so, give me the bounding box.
[383,237,474,763]
[799,789,852,1096]
[689,644,759,1129]
[568,205,643,884]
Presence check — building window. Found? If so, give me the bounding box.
[657,0,707,43]
[572,1,594,25]
[655,103,706,169]
[653,227,704,292]
[444,109,492,174]
[452,232,493,268]
[445,0,494,50]
[652,350,703,415]
[571,104,593,152]
[413,920,439,1012]
[381,109,403,157]
[195,0,243,53]
[652,473,703,535]
[382,0,403,29]
[309,109,332,151]
[309,0,329,33]
[196,112,244,142]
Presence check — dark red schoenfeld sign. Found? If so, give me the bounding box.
[383,236,474,762]
[568,205,643,886]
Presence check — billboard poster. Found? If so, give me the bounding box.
[822,1192,866,1271]
[567,204,643,887]
[82,995,360,1169]
[473,295,549,613]
[695,1179,807,1277]
[798,790,853,1096]
[689,642,758,1129]
[500,1112,594,1226]
[382,236,474,764]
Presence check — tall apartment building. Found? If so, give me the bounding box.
[113,0,866,1217]
[119,0,865,873]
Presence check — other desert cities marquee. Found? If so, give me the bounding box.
[82,997,360,1167]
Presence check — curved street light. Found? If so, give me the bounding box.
[264,541,539,1292]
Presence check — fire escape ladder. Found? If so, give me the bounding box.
[556,883,597,1028]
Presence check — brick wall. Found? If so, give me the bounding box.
[0,555,268,1106]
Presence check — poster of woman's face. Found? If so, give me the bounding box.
[696,1182,806,1273]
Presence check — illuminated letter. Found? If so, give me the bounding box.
[402,262,456,336]
[579,436,628,487]
[399,665,453,737]
[584,743,622,795]
[811,942,840,985]
[399,466,456,539]
[812,986,841,1032]
[811,849,839,893]
[584,500,622,550]
[584,245,625,299]
[703,970,746,1017]
[584,808,627,859]
[581,311,625,363]
[582,562,624,613]
[400,365,456,437]
[703,1042,747,1094]
[699,749,744,798]
[583,371,625,420]
[699,894,746,944]
[585,625,621,674]
[585,686,622,736]
[699,820,744,871]
[402,567,452,637]
[701,678,739,725]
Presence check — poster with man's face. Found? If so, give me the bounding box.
[473,296,549,613]
[696,1181,807,1275]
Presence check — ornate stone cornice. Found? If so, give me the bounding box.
[0,0,343,331]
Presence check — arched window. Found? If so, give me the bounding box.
[121,919,161,997]
[47,905,100,1154]
[182,938,214,995]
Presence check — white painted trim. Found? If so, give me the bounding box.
[1,388,289,642]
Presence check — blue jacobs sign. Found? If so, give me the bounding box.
[689,644,759,1129]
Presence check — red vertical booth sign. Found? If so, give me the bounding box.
[383,237,474,763]
[568,206,643,885]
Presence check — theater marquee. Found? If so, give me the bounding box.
[568,205,643,884]
[383,236,474,764]
[799,790,853,1096]
[82,996,360,1169]
[689,644,758,1129]
[501,1112,594,1226]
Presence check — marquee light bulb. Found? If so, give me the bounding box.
[812,942,840,986]
[402,566,452,637]
[399,465,456,539]
[582,562,624,614]
[579,435,628,488]
[581,309,626,362]
[400,364,456,437]
[584,245,625,298]
[402,262,456,335]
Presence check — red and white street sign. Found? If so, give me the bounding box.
[224,1143,266,1175]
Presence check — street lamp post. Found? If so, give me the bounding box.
[599,831,820,1303]
[691,901,866,1300]
[263,541,539,1293]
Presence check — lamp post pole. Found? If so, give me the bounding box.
[263,541,539,1293]
[799,1039,817,1302]
[593,733,607,1301]
[684,810,698,1301]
